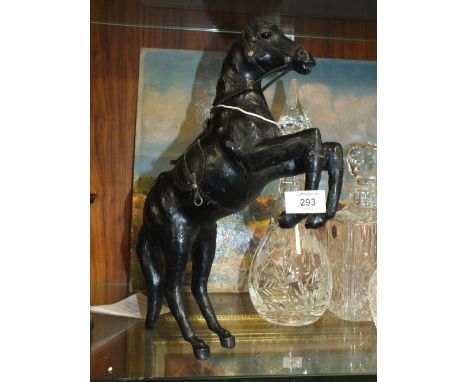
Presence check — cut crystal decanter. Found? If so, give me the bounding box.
[368,269,377,326]
[325,143,377,322]
[248,79,333,326]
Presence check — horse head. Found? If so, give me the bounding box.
[213,20,315,106]
[242,19,316,76]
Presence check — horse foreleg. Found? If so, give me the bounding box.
[162,223,211,360]
[191,223,235,348]
[277,128,324,228]
[136,228,164,329]
[228,128,322,170]
[305,142,344,228]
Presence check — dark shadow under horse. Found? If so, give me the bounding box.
[137,19,344,360]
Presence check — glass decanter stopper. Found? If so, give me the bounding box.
[325,142,377,322]
[248,79,333,326]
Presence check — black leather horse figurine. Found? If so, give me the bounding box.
[137,19,344,360]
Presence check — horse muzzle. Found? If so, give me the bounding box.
[291,48,315,74]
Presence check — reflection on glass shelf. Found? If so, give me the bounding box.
[150,320,376,378]
[91,291,376,380]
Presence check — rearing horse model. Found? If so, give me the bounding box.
[137,19,344,360]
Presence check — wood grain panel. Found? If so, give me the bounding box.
[91,337,128,380]
[90,315,129,379]
[91,24,136,305]
[90,21,376,304]
[91,0,376,30]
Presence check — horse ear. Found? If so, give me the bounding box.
[242,24,256,42]
[241,25,257,60]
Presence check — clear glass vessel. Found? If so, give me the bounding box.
[326,143,377,322]
[368,269,377,326]
[248,79,333,326]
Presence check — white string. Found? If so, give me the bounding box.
[294,225,301,255]
[213,104,281,128]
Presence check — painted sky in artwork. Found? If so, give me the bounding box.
[134,48,376,180]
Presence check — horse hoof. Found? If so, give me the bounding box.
[193,346,210,360]
[145,320,155,330]
[220,335,235,348]
[188,337,210,360]
[278,212,301,228]
[305,214,327,229]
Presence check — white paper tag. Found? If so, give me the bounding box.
[285,190,326,214]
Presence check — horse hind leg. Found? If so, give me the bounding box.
[191,223,235,349]
[162,223,211,360]
[136,228,164,329]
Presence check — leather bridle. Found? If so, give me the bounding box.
[213,25,301,107]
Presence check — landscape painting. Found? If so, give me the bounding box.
[130,48,376,293]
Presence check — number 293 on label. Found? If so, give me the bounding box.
[284,190,326,214]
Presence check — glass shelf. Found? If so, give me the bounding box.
[91,288,376,381]
[91,0,376,42]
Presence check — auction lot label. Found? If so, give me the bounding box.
[285,190,326,214]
